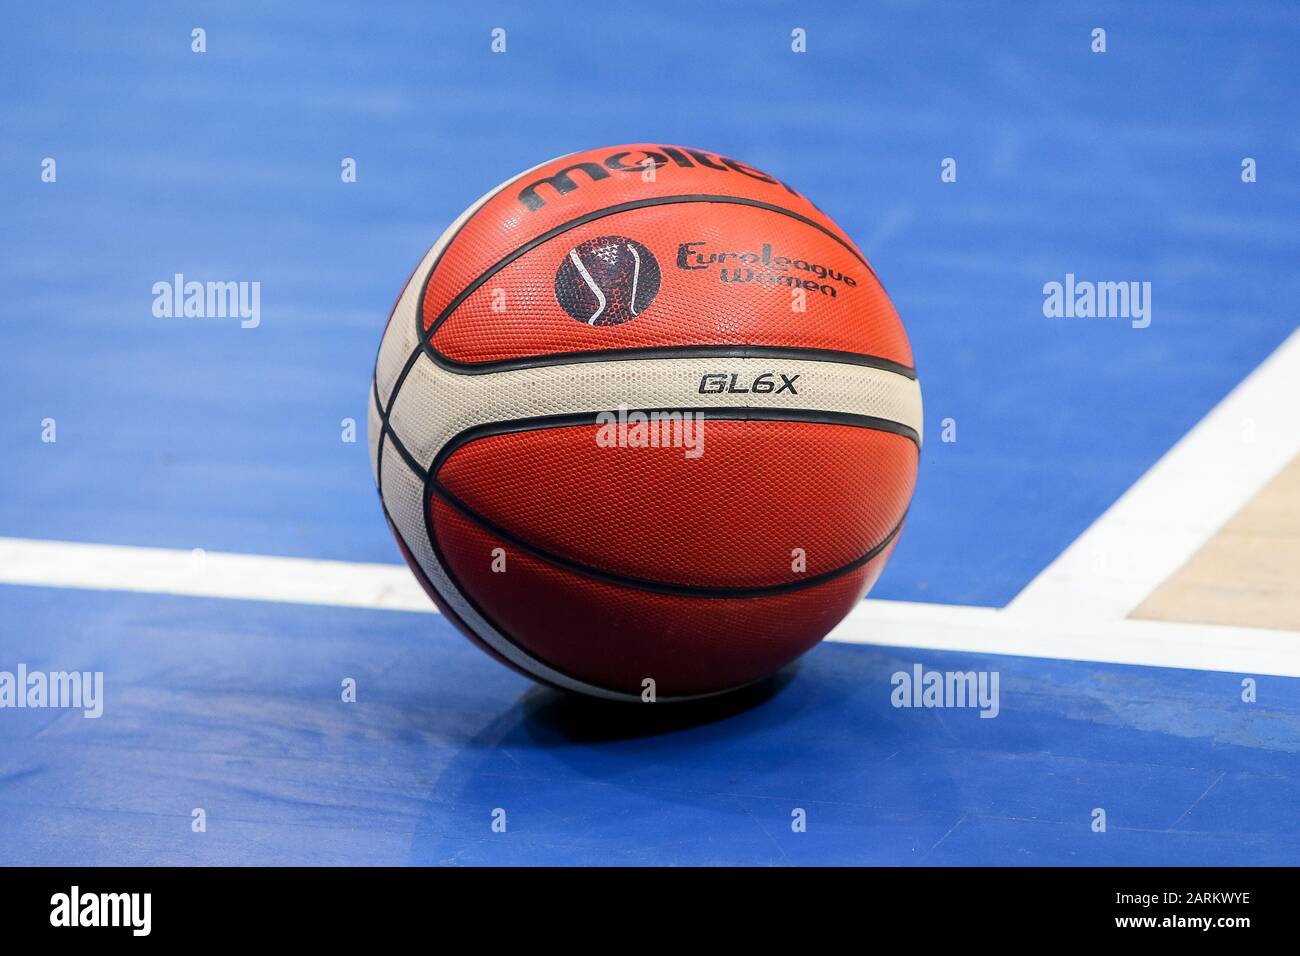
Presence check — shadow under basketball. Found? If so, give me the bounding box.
[518,666,798,743]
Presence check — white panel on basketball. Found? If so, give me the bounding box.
[386,352,922,471]
[377,434,637,702]
[373,155,572,409]
[374,244,437,409]
[369,152,920,702]
[367,387,384,487]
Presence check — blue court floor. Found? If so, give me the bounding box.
[1,2,1297,864]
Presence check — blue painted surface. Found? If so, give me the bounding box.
[3,2,1297,604]
[2,585,1297,866]
[0,2,1298,864]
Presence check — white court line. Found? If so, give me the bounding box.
[0,537,434,614]
[1007,327,1300,621]
[833,599,1300,679]
[2,334,1298,679]
[1,536,1297,677]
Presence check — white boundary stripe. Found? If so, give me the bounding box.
[1,536,1296,677]
[0,537,433,613]
[831,599,1300,678]
[1007,327,1300,621]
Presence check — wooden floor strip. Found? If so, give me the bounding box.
[1132,454,1300,631]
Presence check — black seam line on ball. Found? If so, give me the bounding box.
[427,407,919,476]
[373,157,541,477]
[371,166,533,420]
[415,477,647,702]
[385,408,916,600]
[381,346,428,427]
[415,190,880,355]
[378,343,918,439]
[384,495,616,699]
[427,471,908,600]
[385,417,431,482]
[407,468,770,701]
[426,344,917,380]
[371,377,384,484]
[384,406,920,488]
[386,192,882,435]
[394,436,744,701]
[371,382,387,492]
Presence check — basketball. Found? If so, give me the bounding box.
[369,144,921,701]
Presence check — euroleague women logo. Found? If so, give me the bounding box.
[554,235,660,326]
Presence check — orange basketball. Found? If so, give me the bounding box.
[369,144,921,701]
